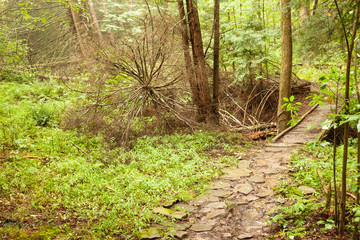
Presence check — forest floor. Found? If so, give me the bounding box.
[3,76,347,240]
[140,103,335,240]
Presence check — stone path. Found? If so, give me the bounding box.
[140,104,333,240]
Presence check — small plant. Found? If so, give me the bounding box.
[30,104,55,127]
[281,95,302,127]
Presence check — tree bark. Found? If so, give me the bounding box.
[257,0,263,76]
[213,0,220,121]
[101,0,115,44]
[177,0,198,107]
[185,0,212,122]
[277,0,292,133]
[300,0,310,26]
[313,0,318,16]
[68,0,91,58]
[88,0,104,46]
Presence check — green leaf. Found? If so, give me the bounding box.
[320,83,327,90]
[290,95,295,102]
[318,75,327,82]
[281,103,288,109]
[283,97,289,102]
[286,104,292,111]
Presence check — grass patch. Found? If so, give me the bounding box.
[270,140,359,239]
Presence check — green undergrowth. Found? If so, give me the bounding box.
[0,77,245,239]
[270,140,359,239]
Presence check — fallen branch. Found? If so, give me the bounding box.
[232,123,276,133]
[317,168,328,194]
[272,103,320,143]
[73,144,91,157]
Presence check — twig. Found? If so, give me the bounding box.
[317,168,328,194]
[73,144,91,157]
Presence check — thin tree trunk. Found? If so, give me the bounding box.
[336,0,360,235]
[101,0,115,44]
[355,41,360,101]
[277,0,292,132]
[185,0,212,122]
[69,3,87,57]
[213,0,220,121]
[257,0,263,76]
[355,39,360,240]
[300,0,310,25]
[313,0,318,15]
[88,0,103,46]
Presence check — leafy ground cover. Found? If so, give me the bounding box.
[270,140,359,239]
[0,75,246,239]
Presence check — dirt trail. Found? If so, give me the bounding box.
[141,104,333,240]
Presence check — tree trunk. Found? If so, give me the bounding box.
[337,0,360,235]
[300,0,310,26]
[185,0,212,122]
[177,0,198,108]
[257,0,263,76]
[68,0,91,58]
[101,0,115,44]
[89,0,104,46]
[213,0,220,121]
[277,0,292,133]
[313,0,318,16]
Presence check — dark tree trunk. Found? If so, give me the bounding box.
[313,0,318,16]
[213,0,220,121]
[277,0,292,132]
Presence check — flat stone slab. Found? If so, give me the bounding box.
[221,168,252,180]
[205,209,227,219]
[173,203,197,213]
[298,185,316,195]
[209,190,233,198]
[237,233,254,239]
[245,195,259,202]
[173,231,188,239]
[138,227,162,239]
[190,223,215,232]
[263,169,278,175]
[209,181,232,190]
[249,175,266,183]
[153,207,187,220]
[223,233,232,238]
[163,199,177,208]
[238,160,251,169]
[256,189,273,198]
[227,199,248,206]
[204,201,227,209]
[193,196,220,206]
[235,182,254,195]
[174,223,191,231]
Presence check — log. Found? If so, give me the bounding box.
[232,123,276,133]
